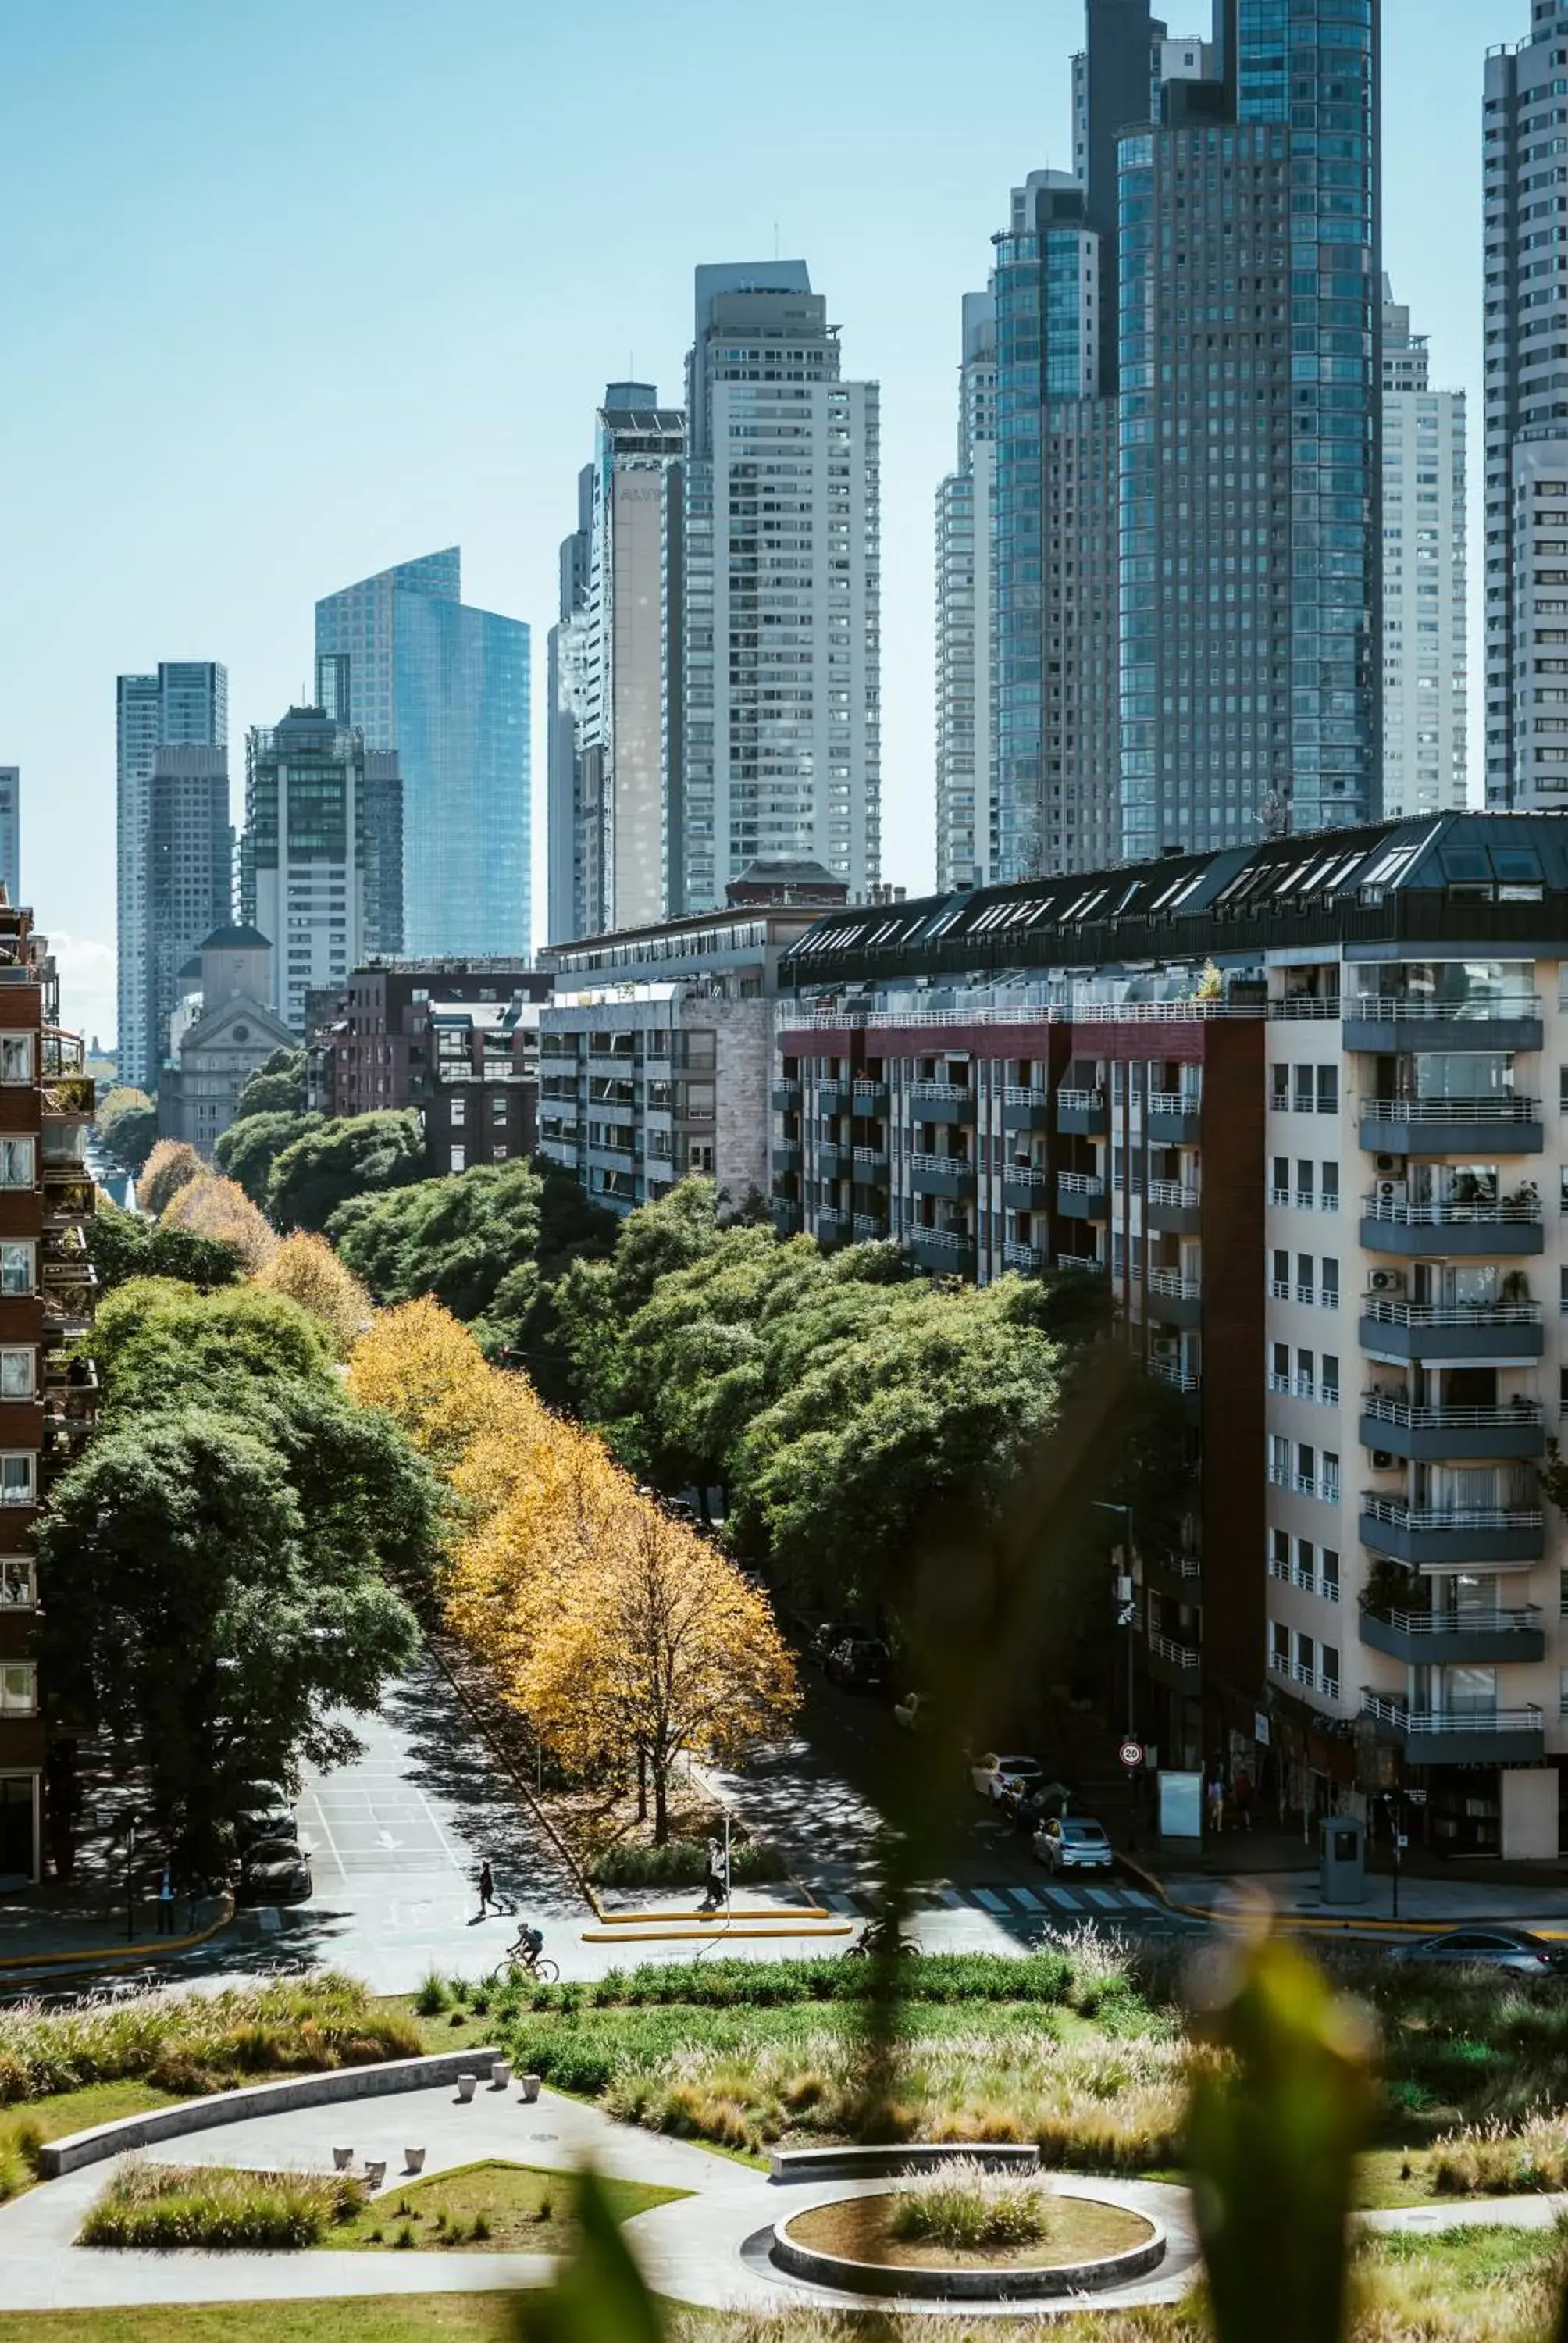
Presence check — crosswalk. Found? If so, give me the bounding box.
[816,1879,1165,1921]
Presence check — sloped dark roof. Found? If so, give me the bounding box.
[199,923,272,952]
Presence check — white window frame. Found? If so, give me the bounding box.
[0,1035,33,1086]
[0,1454,35,1507]
[0,1557,34,1609]
[0,1244,35,1297]
[0,1139,34,1191]
[0,1349,34,1401]
[0,1660,37,1713]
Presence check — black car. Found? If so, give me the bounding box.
[826,1635,891,1692]
[807,1619,853,1667]
[1399,1927,1568,1974]
[1003,1778,1074,1833]
[236,1837,312,1906]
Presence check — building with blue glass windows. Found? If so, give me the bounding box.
[315,550,530,960]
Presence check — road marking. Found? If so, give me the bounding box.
[1007,1887,1045,1913]
[1121,1888,1157,1908]
[936,1887,967,1910]
[412,1784,472,1881]
[1043,1885,1084,1910]
[971,1888,1009,1913]
[1082,1886,1119,1908]
[823,1892,861,1915]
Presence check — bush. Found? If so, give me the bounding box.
[80,2159,364,2249]
[588,1838,787,1889]
[889,2160,1054,2249]
[415,1970,451,2017]
[1430,2114,1568,2196]
[0,1974,421,2107]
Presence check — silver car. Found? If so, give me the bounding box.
[1401,1927,1568,1974]
[1034,1815,1114,1873]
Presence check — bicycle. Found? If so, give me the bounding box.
[846,1914,921,1960]
[487,1931,559,1986]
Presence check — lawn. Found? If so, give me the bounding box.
[0,2078,189,2202]
[323,2157,685,2252]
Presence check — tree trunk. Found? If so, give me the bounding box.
[636,1742,647,1822]
[653,1760,669,1846]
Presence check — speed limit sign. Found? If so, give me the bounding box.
[1119,1739,1145,1771]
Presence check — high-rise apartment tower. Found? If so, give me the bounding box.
[935,294,997,891]
[547,470,593,945]
[145,745,233,1079]
[115,661,227,1089]
[1381,280,1467,818]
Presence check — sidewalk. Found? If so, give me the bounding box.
[1131,1824,1568,1930]
[0,1881,230,1978]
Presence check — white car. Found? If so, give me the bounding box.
[970,1752,1043,1803]
[895,1692,935,1731]
[1034,1815,1114,1873]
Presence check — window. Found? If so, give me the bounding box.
[1293,1065,1314,1114]
[1270,1528,1289,1578]
[1296,1347,1314,1398]
[0,1036,31,1085]
[1270,1619,1289,1667]
[1321,1257,1340,1308]
[1269,1434,1290,1485]
[1321,1642,1341,1696]
[0,1350,34,1400]
[449,1147,465,1175]
[1296,1160,1314,1208]
[0,1456,34,1507]
[1296,1442,1316,1493]
[1270,1065,1288,1111]
[0,1661,36,1713]
[1271,1248,1289,1298]
[449,1097,466,1128]
[0,1245,34,1296]
[1321,1161,1340,1210]
[1321,1548,1340,1602]
[0,1557,34,1609]
[0,1139,34,1189]
[1322,1452,1341,1503]
[1295,1536,1314,1589]
[1270,1341,1289,1391]
[1317,1065,1338,1114]
[1321,1353,1340,1403]
[1297,1251,1314,1304]
[1272,1154,1289,1202]
[491,1096,508,1122]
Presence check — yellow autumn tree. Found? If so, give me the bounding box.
[254,1231,374,1357]
[347,1297,504,1475]
[160,1172,278,1271]
[139,1138,203,1218]
[445,1409,627,1674]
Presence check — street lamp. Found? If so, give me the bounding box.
[1092,1500,1136,1742]
[120,1807,142,1943]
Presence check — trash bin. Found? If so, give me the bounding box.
[1318,1815,1367,1905]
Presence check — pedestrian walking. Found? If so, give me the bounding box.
[1232,1766,1253,1834]
[155,1865,175,1935]
[699,1835,724,1913]
[1206,1774,1225,1837]
[477,1860,497,1918]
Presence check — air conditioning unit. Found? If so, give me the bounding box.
[1152,1337,1180,1362]
[1370,1450,1396,1472]
[1376,1178,1406,1207]
[1374,1154,1406,1178]
[1369,1268,1406,1295]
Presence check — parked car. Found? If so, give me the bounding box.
[894,1691,936,1731]
[1399,1927,1568,1974]
[970,1752,1044,1803]
[807,1620,853,1667]
[1003,1778,1073,1832]
[236,1837,312,1906]
[235,1799,298,1849]
[1034,1815,1114,1873]
[827,1635,891,1692]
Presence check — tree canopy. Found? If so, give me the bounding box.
[215,1111,322,1208]
[87,1195,243,1293]
[233,1048,306,1122]
[160,1172,277,1271]
[268,1110,425,1233]
[95,1087,158,1174]
[138,1139,203,1218]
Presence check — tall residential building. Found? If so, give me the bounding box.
[145,745,232,1079]
[1381,281,1468,818]
[679,262,880,911]
[0,771,19,902]
[240,705,399,1036]
[547,469,593,946]
[553,387,686,941]
[1484,3,1568,806]
[314,550,530,958]
[934,294,996,891]
[115,662,227,1089]
[1118,0,1381,860]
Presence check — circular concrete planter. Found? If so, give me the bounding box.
[772,2191,1167,2303]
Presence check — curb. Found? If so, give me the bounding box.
[593,1904,831,1926]
[36,2045,502,2177]
[581,1922,852,1944]
[0,1900,234,1975]
[1114,1853,1493,1938]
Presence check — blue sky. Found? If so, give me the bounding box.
[0,0,1507,1046]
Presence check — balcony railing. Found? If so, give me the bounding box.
[1360,1493,1544,1535]
[1148,1268,1201,1300]
[909,1225,974,1253]
[852,1144,887,1167]
[1149,1631,1201,1671]
[1362,1096,1541,1125]
[852,1214,886,1239]
[1271,997,1343,1020]
[1056,1088,1103,1114]
[1360,1297,1542,1329]
[1058,1172,1105,1197]
[41,1029,85,1075]
[1147,1180,1201,1209]
[1148,1357,1200,1392]
[909,1150,972,1175]
[1361,1393,1545,1432]
[911,1082,971,1104]
[1004,1241,1046,1272]
[1004,1084,1049,1107]
[1361,1195,1541,1229]
[1361,1689,1544,1737]
[1370,1604,1543,1639]
[1057,1251,1101,1274]
[1349,996,1541,1025]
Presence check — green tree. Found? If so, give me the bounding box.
[37,1406,419,1874]
[95,1087,158,1173]
[92,1278,335,1414]
[215,1111,322,1209]
[267,1111,424,1233]
[87,1197,243,1293]
[234,1048,306,1121]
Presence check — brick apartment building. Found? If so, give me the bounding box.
[0,896,96,1885]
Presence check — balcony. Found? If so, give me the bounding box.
[41,1031,84,1078]
[852,1212,888,1241]
[1145,1548,1203,1600]
[1146,1631,1202,1692]
[1002,1168,1053,1211]
[1003,1084,1053,1132]
[1359,1296,1544,1363]
[1359,1492,1545,1566]
[774,1141,803,1174]
[815,1205,852,1249]
[1359,1193,1544,1257]
[1056,1087,1107,1138]
[911,1081,975,1126]
[1358,1096,1543,1157]
[907,1225,978,1274]
[815,1081,850,1116]
[1148,1354,1200,1393]
[41,1075,94,1118]
[817,1142,847,1179]
[852,1142,889,1174]
[1358,1392,1545,1462]
[909,1150,976,1202]
[1057,1172,1108,1221]
[1344,996,1544,1054]
[850,1079,889,1113]
[1146,1179,1202,1236]
[772,1200,804,1238]
[1003,1240,1046,1275]
[772,1081,801,1112]
[1360,1604,1546,1665]
[1145,1093,1203,1143]
[1360,1689,1545,1766]
[1057,1250,1102,1275]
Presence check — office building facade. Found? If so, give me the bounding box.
[144,745,232,1081]
[240,706,399,1036]
[775,813,1568,1856]
[315,550,530,959]
[1484,2,1568,807]
[1380,280,1468,818]
[115,662,227,1089]
[0,901,95,1885]
[0,772,20,904]
[679,263,880,913]
[935,294,996,891]
[547,471,594,946]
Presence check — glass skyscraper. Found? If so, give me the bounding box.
[116,661,228,1089]
[315,550,530,958]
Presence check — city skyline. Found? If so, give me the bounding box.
[0,0,1496,1043]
